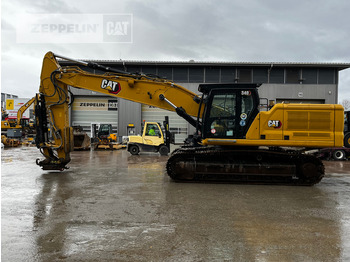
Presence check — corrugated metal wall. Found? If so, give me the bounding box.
[118,99,142,138]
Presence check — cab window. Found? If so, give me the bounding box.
[146,124,160,136]
[207,93,236,138]
[209,94,236,118]
[241,94,254,118]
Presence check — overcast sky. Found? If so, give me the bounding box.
[1,0,350,104]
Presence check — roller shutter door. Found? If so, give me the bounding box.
[71,97,118,137]
[141,105,188,144]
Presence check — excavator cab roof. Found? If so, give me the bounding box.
[198,83,261,94]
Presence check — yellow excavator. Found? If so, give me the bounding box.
[34,52,344,185]
[2,97,35,131]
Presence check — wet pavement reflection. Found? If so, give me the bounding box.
[2,146,350,261]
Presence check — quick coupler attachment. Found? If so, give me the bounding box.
[36,158,70,171]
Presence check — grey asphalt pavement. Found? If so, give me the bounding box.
[2,146,350,261]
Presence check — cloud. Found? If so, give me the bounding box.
[1,0,350,101]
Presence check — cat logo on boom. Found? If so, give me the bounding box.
[101,79,121,94]
[268,120,282,128]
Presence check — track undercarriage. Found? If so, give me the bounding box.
[166,147,324,186]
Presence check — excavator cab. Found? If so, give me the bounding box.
[20,118,30,128]
[198,84,260,140]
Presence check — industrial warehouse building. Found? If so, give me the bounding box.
[59,60,350,143]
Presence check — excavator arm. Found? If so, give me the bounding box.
[16,97,35,127]
[35,52,202,170]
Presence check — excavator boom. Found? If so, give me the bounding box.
[35,52,201,170]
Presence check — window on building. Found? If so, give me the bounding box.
[318,68,335,84]
[253,68,268,83]
[302,68,317,84]
[269,68,284,83]
[221,67,236,83]
[158,67,173,80]
[126,66,141,74]
[114,65,127,72]
[286,68,301,83]
[237,69,252,83]
[189,67,204,83]
[173,67,188,82]
[335,71,338,84]
[142,66,157,75]
[205,67,220,83]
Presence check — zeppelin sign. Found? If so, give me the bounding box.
[73,98,118,111]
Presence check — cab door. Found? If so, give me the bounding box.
[202,88,258,139]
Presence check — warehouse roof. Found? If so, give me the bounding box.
[59,59,350,70]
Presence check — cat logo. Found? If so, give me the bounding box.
[268,120,282,128]
[101,79,121,94]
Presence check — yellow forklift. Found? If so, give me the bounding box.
[127,116,172,156]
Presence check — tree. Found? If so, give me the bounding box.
[341,99,350,110]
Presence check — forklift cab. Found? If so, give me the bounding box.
[142,122,164,145]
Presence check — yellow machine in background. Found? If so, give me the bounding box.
[2,108,15,131]
[1,97,35,133]
[34,52,344,185]
[91,124,121,150]
[1,135,20,147]
[127,117,172,156]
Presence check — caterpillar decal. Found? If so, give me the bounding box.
[101,79,121,94]
[268,120,282,128]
